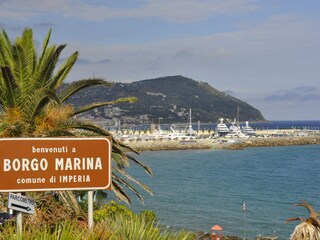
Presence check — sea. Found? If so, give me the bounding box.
[116,121,320,239]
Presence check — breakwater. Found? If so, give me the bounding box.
[127,136,320,152]
[128,139,213,152]
[224,136,320,150]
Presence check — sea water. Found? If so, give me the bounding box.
[125,145,320,239]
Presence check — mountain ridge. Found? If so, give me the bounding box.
[67,75,265,124]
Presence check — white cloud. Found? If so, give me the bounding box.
[228,85,320,120]
[0,0,259,22]
[63,13,319,90]
[1,0,319,120]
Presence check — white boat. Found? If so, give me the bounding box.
[185,109,197,138]
[242,121,256,136]
[228,118,241,132]
[152,128,170,140]
[225,118,249,138]
[215,118,230,137]
[225,130,249,139]
[167,125,191,140]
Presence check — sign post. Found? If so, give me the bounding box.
[16,193,22,238]
[0,137,112,192]
[8,192,35,214]
[0,137,112,230]
[88,191,93,229]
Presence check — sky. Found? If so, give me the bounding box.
[0,0,319,120]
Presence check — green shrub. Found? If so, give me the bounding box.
[93,200,135,222]
[139,210,157,223]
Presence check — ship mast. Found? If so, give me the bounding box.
[188,109,192,136]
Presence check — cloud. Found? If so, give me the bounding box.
[265,86,320,102]
[76,58,91,64]
[96,59,112,64]
[227,86,320,120]
[33,20,55,28]
[0,0,260,23]
[59,14,318,93]
[70,12,319,88]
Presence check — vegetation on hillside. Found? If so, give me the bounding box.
[66,75,265,124]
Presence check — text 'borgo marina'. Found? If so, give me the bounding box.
[3,157,103,171]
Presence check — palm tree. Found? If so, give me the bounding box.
[0,27,152,209]
[286,200,320,240]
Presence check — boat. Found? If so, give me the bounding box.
[168,125,191,140]
[242,121,256,136]
[215,118,230,137]
[226,118,249,138]
[228,118,241,132]
[184,109,197,138]
[152,128,170,140]
[151,109,198,141]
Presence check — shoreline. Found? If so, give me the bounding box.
[127,136,320,152]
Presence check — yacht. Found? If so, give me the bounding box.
[215,118,230,137]
[185,109,197,137]
[226,119,247,138]
[228,118,241,132]
[242,121,256,136]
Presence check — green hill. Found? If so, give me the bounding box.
[67,75,265,124]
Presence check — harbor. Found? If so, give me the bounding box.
[127,134,320,152]
[96,119,320,151]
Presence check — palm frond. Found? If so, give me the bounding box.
[112,172,145,205]
[286,217,305,224]
[71,97,137,117]
[19,27,35,76]
[294,200,318,220]
[0,29,13,66]
[12,45,28,98]
[0,32,10,67]
[36,44,66,88]
[112,178,131,205]
[26,89,61,125]
[49,51,78,90]
[112,152,129,169]
[113,166,153,196]
[117,140,140,154]
[58,78,113,102]
[125,153,153,176]
[1,66,17,109]
[37,29,52,72]
[56,118,114,136]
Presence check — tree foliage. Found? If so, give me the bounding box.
[0,27,152,206]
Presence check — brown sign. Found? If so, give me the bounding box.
[0,138,112,192]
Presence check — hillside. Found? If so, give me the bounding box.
[67,75,265,124]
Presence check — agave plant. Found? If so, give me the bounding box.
[0,27,152,210]
[286,200,320,240]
